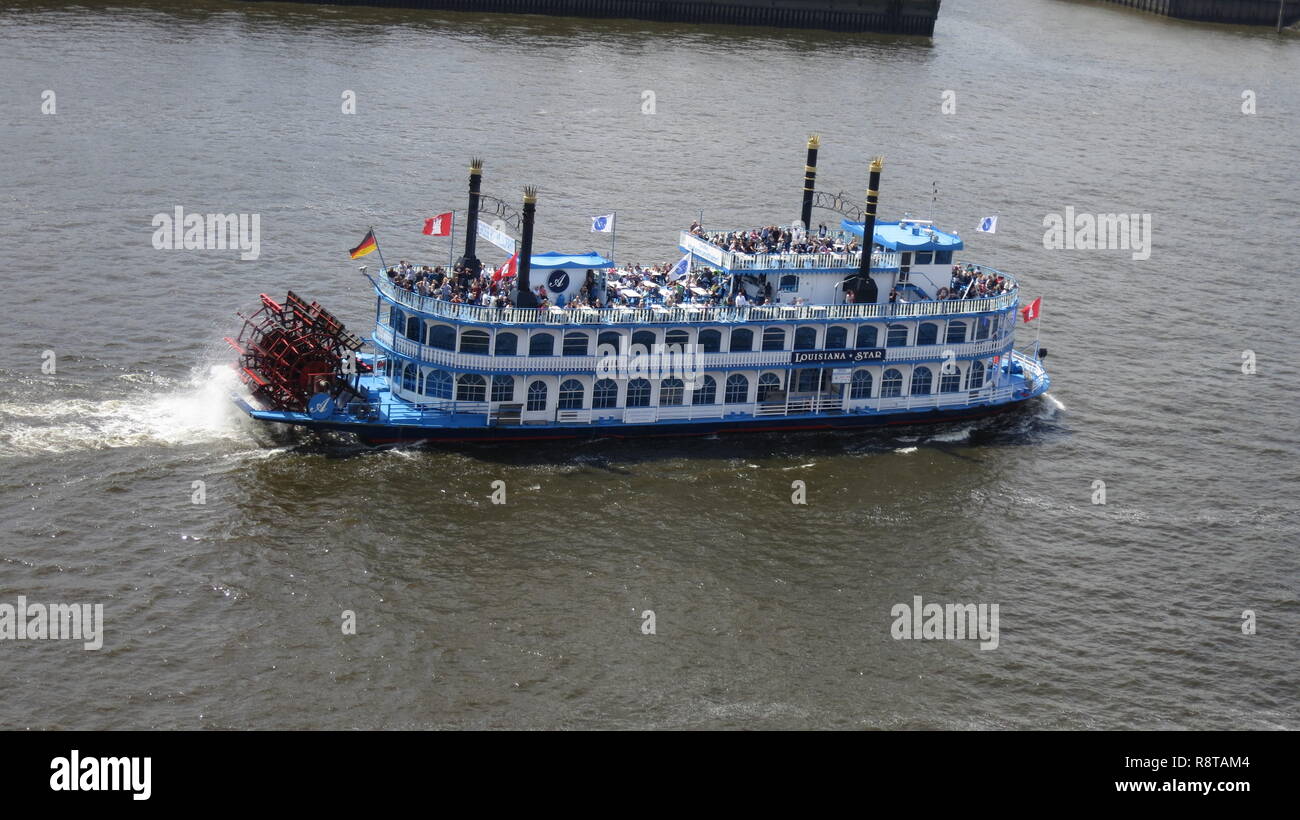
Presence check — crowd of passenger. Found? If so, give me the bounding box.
[947,264,1014,299]
[687,222,859,256]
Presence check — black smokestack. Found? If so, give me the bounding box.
[800,134,819,229]
[457,157,483,277]
[846,155,883,304]
[515,186,538,308]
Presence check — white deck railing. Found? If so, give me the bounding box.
[677,231,900,271]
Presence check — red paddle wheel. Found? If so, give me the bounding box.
[224,291,370,412]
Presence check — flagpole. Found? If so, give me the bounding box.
[448,212,455,268]
[370,225,388,271]
[610,211,617,266]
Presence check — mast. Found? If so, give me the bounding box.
[515,186,539,308]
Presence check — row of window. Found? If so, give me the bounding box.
[389,310,1008,356]
[395,363,988,409]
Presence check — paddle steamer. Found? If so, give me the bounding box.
[226,139,1050,444]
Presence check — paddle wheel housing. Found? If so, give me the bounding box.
[225,291,370,412]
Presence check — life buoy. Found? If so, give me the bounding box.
[936,287,950,300]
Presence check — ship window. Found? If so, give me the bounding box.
[558,379,584,410]
[456,373,486,402]
[428,324,455,351]
[730,328,754,352]
[563,332,589,356]
[935,251,952,265]
[593,379,618,409]
[597,331,622,354]
[917,322,939,346]
[460,330,489,354]
[691,375,717,405]
[626,378,651,407]
[856,325,878,348]
[886,324,909,347]
[494,332,518,356]
[389,307,403,329]
[761,328,786,351]
[757,372,782,400]
[526,380,548,411]
[631,330,656,351]
[665,329,690,349]
[946,322,967,344]
[901,253,912,267]
[940,368,962,393]
[794,327,817,350]
[825,326,848,350]
[699,329,722,353]
[425,369,452,399]
[850,370,873,399]
[911,366,933,396]
[968,360,985,390]
[916,251,934,265]
[724,374,749,404]
[491,375,514,402]
[402,363,418,392]
[529,333,556,356]
[779,274,799,292]
[405,316,423,342]
[796,369,821,392]
[881,368,903,398]
[975,317,991,341]
[660,378,685,406]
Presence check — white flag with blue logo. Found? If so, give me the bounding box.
[977,215,998,234]
[591,213,615,233]
[666,252,691,281]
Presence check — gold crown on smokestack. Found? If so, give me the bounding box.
[470,157,484,173]
[870,156,884,172]
[807,134,821,149]
[523,185,538,204]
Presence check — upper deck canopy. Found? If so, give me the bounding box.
[530,251,614,269]
[841,219,964,253]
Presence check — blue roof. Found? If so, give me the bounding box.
[529,251,613,269]
[840,219,964,252]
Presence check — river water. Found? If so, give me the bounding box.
[0,0,1296,729]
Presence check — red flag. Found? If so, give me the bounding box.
[1021,297,1042,323]
[422,212,452,237]
[493,252,518,283]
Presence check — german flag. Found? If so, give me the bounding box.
[349,230,378,259]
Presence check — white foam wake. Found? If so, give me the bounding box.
[0,365,255,456]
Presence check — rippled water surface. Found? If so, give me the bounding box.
[0,0,1296,729]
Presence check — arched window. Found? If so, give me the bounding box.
[425,369,452,399]
[456,373,486,401]
[946,321,967,344]
[761,328,786,351]
[911,366,933,396]
[529,333,555,356]
[494,332,518,356]
[597,331,622,354]
[526,380,548,411]
[460,329,489,354]
[659,378,684,406]
[699,329,722,353]
[968,360,986,390]
[724,374,749,404]
[779,274,799,292]
[558,379,585,409]
[940,367,962,393]
[626,378,651,407]
[886,324,909,347]
[388,306,403,329]
[856,325,878,348]
[881,368,904,398]
[405,316,423,342]
[490,375,514,402]
[631,330,656,351]
[917,322,939,346]
[975,317,991,341]
[402,363,418,392]
[825,326,848,350]
[850,369,873,399]
[730,328,754,352]
[665,329,690,349]
[757,372,783,401]
[428,324,455,351]
[562,332,589,356]
[592,379,618,408]
[794,327,817,350]
[692,375,717,405]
